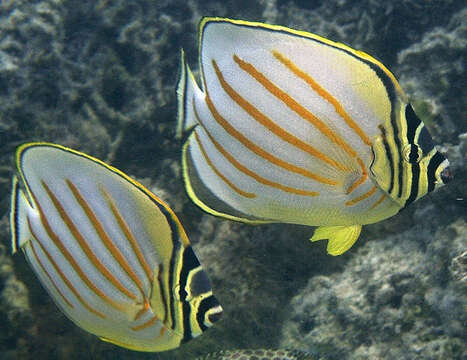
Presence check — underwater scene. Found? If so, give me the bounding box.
[0,0,466,359]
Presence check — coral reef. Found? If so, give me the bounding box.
[0,0,465,359]
[0,218,34,360]
[269,0,461,65]
[397,9,467,141]
[280,219,467,360]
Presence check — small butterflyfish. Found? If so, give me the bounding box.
[197,348,315,360]
[176,17,452,256]
[10,142,223,351]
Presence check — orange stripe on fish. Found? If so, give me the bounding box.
[346,158,368,194]
[131,315,158,331]
[66,179,147,299]
[232,54,358,159]
[27,240,75,308]
[196,100,320,196]
[27,216,106,318]
[204,88,338,186]
[211,59,347,172]
[369,193,387,210]
[346,174,367,195]
[272,50,373,147]
[134,300,151,321]
[345,185,377,206]
[41,179,139,302]
[156,264,169,324]
[99,186,154,283]
[194,131,257,198]
[40,181,128,312]
[192,101,256,198]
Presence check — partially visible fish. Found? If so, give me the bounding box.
[196,349,315,360]
[177,17,452,255]
[10,142,223,352]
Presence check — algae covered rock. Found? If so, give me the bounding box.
[397,9,467,141]
[450,250,467,288]
[0,218,34,360]
[280,219,467,360]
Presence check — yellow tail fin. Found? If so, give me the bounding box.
[310,225,362,255]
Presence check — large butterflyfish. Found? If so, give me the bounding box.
[176,17,452,256]
[10,142,223,351]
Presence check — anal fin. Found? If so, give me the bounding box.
[310,225,362,256]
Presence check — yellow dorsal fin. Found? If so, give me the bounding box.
[310,225,362,255]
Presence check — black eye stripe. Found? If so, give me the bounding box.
[404,161,420,209]
[418,126,435,154]
[405,104,421,144]
[409,144,421,163]
[189,269,212,297]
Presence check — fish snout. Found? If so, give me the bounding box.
[208,306,223,324]
[440,166,453,184]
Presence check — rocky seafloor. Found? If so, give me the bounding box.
[0,0,465,359]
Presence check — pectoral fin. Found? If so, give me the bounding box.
[310,225,362,256]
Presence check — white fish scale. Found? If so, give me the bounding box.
[203,54,346,180]
[200,44,376,189]
[203,22,389,145]
[25,188,167,343]
[202,23,388,172]
[19,148,170,343]
[24,203,139,320]
[23,155,148,305]
[193,86,340,193]
[194,117,333,194]
[23,242,108,334]
[188,130,257,216]
[189,134,382,226]
[62,152,157,291]
[22,240,76,311]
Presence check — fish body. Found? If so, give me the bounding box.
[196,349,315,360]
[177,17,451,255]
[10,143,223,351]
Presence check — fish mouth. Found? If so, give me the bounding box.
[440,166,453,184]
[207,307,223,323]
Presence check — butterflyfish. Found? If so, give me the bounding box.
[176,17,452,256]
[10,142,223,351]
[197,349,315,360]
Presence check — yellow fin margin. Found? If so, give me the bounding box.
[311,225,362,256]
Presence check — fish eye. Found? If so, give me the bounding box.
[189,269,213,298]
[403,144,422,164]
